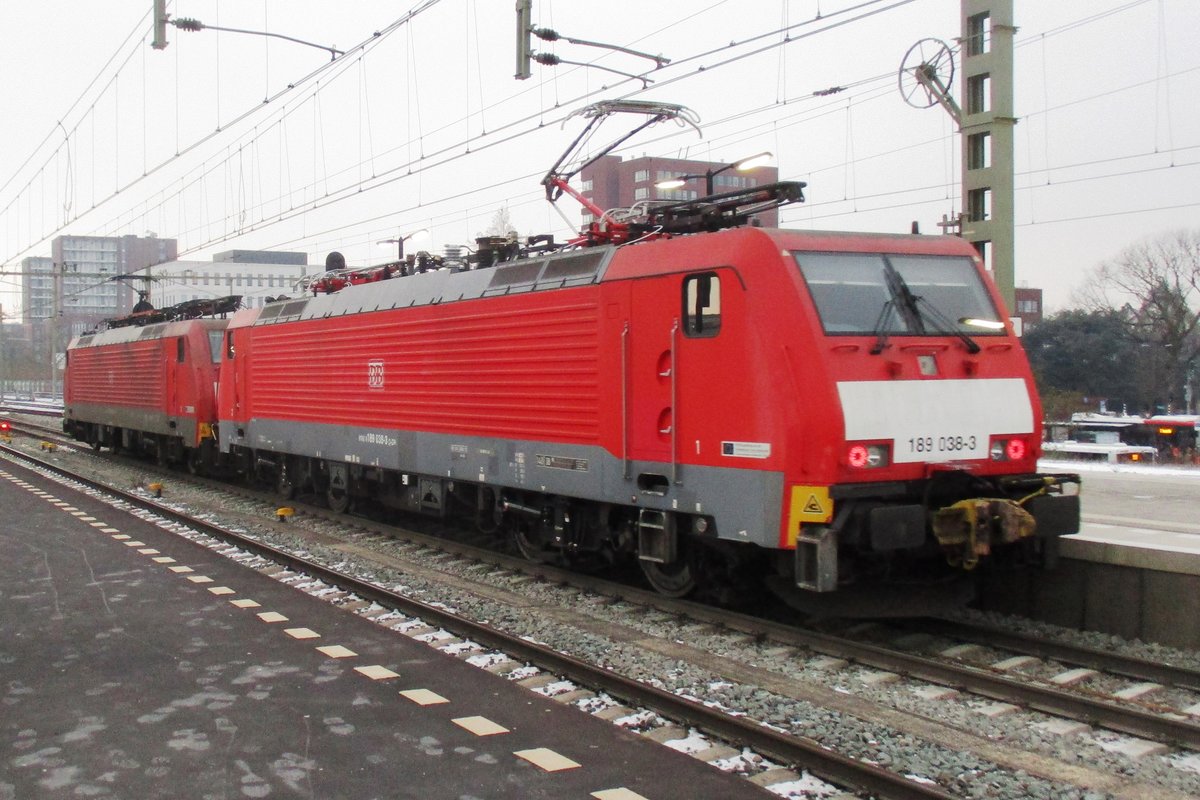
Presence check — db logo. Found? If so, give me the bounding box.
[367,360,385,389]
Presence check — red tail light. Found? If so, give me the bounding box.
[990,435,1030,462]
[846,442,890,469]
[847,444,869,468]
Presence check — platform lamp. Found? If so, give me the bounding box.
[654,151,773,195]
[377,229,430,261]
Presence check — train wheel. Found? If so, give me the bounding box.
[186,450,202,475]
[640,556,696,597]
[326,486,351,514]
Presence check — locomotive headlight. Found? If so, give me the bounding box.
[1006,438,1027,461]
[847,443,890,469]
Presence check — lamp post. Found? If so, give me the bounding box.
[654,151,773,196]
[377,229,430,261]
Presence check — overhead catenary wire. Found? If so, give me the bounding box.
[1,0,446,270]
[5,0,901,262]
[56,1,902,268]
[3,0,1194,304]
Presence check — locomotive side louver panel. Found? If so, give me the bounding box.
[249,295,602,443]
[67,341,166,409]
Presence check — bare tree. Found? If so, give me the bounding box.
[1077,230,1200,412]
[479,206,518,240]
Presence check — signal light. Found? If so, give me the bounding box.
[0,420,10,432]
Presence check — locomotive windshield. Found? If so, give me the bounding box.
[792,252,1002,337]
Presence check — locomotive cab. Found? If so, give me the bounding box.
[768,231,1080,596]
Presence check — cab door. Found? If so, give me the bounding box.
[675,268,758,467]
[627,277,678,478]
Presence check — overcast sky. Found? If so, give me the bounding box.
[1,0,1196,315]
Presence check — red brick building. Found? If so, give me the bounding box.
[1013,286,1043,332]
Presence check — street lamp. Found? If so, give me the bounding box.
[654,151,773,196]
[377,229,430,261]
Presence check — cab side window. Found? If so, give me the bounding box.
[683,272,721,337]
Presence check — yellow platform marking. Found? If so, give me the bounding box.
[70,511,89,517]
[257,611,289,623]
[152,557,176,564]
[452,716,508,737]
[207,587,236,596]
[169,566,194,573]
[187,575,214,584]
[230,599,261,609]
[123,541,146,547]
[138,549,160,555]
[399,689,449,706]
[354,665,400,680]
[78,516,97,522]
[592,790,651,800]
[89,522,109,528]
[99,528,120,534]
[316,645,357,659]
[61,506,78,511]
[515,747,581,772]
[112,535,131,541]
[285,628,321,640]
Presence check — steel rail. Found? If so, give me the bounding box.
[0,442,955,800]
[913,617,1200,692]
[746,619,1200,750]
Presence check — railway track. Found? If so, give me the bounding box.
[8,418,1200,797]
[1,435,956,800]
[893,617,1200,692]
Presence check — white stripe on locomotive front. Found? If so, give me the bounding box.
[837,378,1034,464]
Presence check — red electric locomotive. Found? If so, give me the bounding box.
[214,223,1078,604]
[64,297,238,469]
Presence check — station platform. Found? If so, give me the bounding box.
[0,456,767,799]
[980,516,1200,650]
[1063,517,1200,574]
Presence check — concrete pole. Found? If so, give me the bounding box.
[960,0,1016,312]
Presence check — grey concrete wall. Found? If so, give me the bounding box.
[979,557,1200,650]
